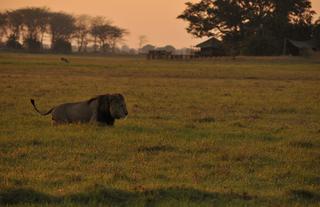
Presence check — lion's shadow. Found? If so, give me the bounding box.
[1,185,261,206]
[2,185,317,206]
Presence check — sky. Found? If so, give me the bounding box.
[0,0,319,49]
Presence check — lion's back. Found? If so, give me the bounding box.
[52,102,92,123]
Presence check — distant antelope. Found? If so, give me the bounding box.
[60,57,69,63]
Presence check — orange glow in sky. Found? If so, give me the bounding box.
[0,0,319,49]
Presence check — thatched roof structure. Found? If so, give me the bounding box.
[195,37,222,49]
[288,39,317,50]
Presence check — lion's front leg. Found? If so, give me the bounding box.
[89,111,98,123]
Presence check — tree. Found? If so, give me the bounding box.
[4,10,24,49]
[0,12,7,43]
[17,7,50,51]
[90,16,107,52]
[105,25,127,53]
[269,0,314,41]
[6,9,23,41]
[74,14,91,52]
[178,0,315,55]
[314,17,320,48]
[6,35,22,49]
[90,18,127,53]
[129,48,137,55]
[120,44,130,53]
[0,7,128,54]
[92,23,111,52]
[18,7,49,39]
[241,32,281,56]
[49,12,76,52]
[138,35,148,51]
[23,37,42,52]
[51,38,72,53]
[158,45,176,53]
[140,44,155,54]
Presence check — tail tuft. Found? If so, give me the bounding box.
[30,98,53,116]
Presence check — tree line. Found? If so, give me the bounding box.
[178,0,320,56]
[0,7,128,53]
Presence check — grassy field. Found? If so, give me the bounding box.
[0,53,319,206]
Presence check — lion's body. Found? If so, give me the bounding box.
[31,94,127,125]
[51,101,95,124]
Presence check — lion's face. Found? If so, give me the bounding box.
[109,94,128,119]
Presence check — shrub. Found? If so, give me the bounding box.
[241,34,282,56]
[6,35,23,50]
[51,38,72,53]
[23,37,42,52]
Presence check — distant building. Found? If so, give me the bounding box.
[139,44,156,54]
[147,50,172,59]
[195,37,226,57]
[285,39,318,56]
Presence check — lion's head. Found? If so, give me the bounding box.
[109,94,128,119]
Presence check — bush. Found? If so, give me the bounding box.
[51,39,72,53]
[6,35,23,50]
[101,43,111,53]
[23,37,42,52]
[241,34,282,56]
[313,22,320,49]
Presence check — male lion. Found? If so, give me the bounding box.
[31,94,128,125]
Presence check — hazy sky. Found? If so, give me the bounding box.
[1,0,319,49]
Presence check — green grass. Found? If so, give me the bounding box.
[0,53,319,206]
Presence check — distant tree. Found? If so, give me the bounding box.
[51,38,72,53]
[6,34,22,49]
[5,9,23,41]
[74,14,91,52]
[140,44,155,54]
[0,7,128,54]
[314,17,320,48]
[178,0,314,38]
[129,48,137,55]
[23,37,42,52]
[0,12,7,43]
[120,45,137,55]
[92,23,111,52]
[241,32,281,56]
[177,47,195,55]
[5,9,24,50]
[49,12,76,52]
[105,25,127,53]
[17,7,50,51]
[90,18,127,53]
[178,0,315,55]
[120,44,130,53]
[90,16,107,52]
[138,35,148,51]
[270,0,314,38]
[160,45,176,53]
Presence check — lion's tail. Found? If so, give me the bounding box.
[30,99,54,116]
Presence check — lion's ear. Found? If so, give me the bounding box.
[116,93,123,98]
[87,97,98,104]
